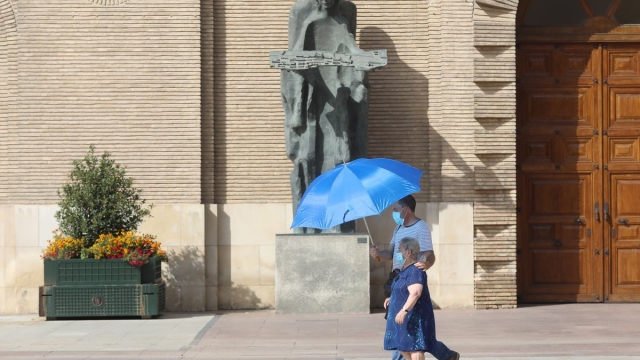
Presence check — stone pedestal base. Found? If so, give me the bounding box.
[275,233,370,314]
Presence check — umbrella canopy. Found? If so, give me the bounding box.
[291,158,423,230]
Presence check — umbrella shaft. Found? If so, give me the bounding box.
[362,217,380,261]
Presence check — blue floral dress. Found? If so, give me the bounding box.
[383,264,440,354]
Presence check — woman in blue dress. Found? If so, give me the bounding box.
[384,237,460,360]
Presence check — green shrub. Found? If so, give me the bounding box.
[55,145,152,248]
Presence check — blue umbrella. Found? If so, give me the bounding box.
[291,158,423,230]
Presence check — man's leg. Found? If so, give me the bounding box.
[427,340,458,360]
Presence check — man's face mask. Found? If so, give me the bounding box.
[394,251,404,263]
[392,207,405,226]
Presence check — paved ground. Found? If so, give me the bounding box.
[1,304,640,359]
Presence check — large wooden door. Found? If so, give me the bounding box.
[518,43,640,302]
[517,43,604,302]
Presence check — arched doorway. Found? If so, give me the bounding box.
[517,0,640,303]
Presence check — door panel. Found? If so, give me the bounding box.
[607,88,640,134]
[607,175,640,301]
[517,43,603,303]
[605,46,640,84]
[520,173,598,301]
[604,44,640,302]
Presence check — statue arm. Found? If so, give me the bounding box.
[281,70,310,130]
[283,0,321,131]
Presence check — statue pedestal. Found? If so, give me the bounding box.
[275,233,371,314]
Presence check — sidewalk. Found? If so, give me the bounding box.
[1,303,640,359]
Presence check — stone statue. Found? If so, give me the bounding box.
[271,0,386,233]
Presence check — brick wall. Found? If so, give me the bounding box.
[0,0,521,309]
[0,0,17,205]
[202,0,215,203]
[1,0,202,204]
[210,0,432,203]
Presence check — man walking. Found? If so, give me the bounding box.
[370,194,460,360]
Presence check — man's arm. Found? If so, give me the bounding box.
[415,250,435,271]
[415,222,435,270]
[370,243,394,261]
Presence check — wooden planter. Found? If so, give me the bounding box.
[40,258,165,319]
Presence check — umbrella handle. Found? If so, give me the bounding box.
[363,217,381,262]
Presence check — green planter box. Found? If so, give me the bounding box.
[41,258,165,319]
[41,283,165,319]
[44,258,162,286]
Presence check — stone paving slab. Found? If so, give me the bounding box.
[0,313,216,353]
[1,304,640,359]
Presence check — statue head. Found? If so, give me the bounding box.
[318,0,338,10]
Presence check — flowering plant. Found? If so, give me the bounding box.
[41,230,84,260]
[42,230,167,267]
[87,231,167,266]
[43,147,164,267]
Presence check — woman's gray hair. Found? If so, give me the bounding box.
[398,237,420,261]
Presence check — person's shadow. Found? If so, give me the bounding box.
[359,26,438,198]
[359,26,514,309]
[358,26,434,308]
[360,25,501,199]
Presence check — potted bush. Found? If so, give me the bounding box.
[39,146,167,319]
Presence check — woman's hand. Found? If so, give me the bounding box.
[384,298,390,309]
[395,310,407,325]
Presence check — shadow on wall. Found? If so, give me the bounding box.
[164,246,205,312]
[222,283,266,310]
[215,208,269,310]
[212,0,229,204]
[361,25,513,205]
[359,26,433,199]
[360,27,515,309]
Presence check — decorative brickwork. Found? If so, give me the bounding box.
[474,260,517,309]
[88,0,129,6]
[472,0,518,309]
[475,0,517,11]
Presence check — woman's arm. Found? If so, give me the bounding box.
[395,283,423,324]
